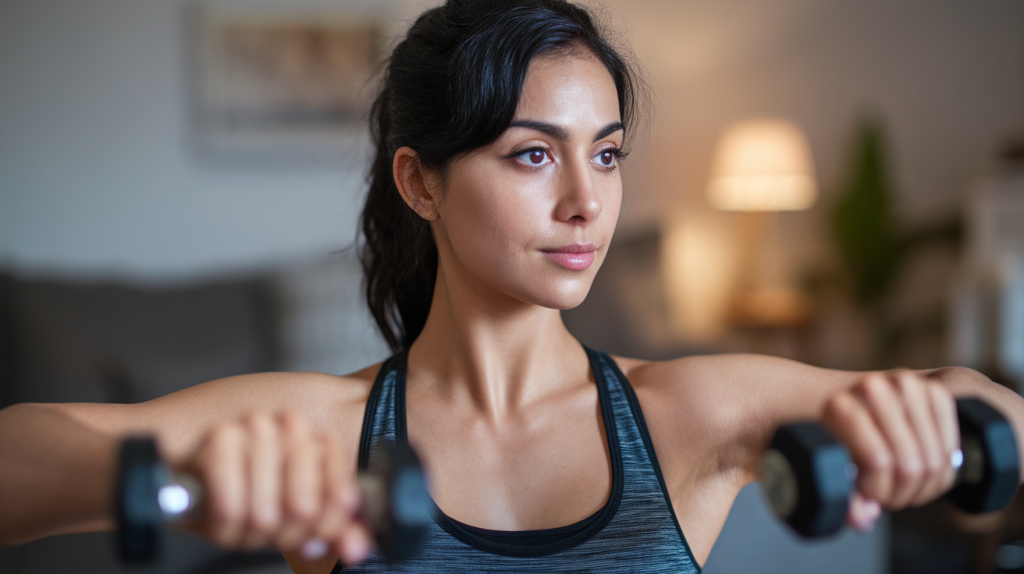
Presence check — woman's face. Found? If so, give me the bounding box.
[430,53,623,310]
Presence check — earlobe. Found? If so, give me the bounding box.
[393,146,439,221]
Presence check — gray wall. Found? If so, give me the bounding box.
[0,0,379,281]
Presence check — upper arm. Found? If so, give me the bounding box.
[631,354,870,483]
[634,355,1011,482]
[39,371,372,463]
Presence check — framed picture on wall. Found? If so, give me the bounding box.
[191,1,386,163]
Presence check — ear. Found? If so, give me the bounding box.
[393,146,439,221]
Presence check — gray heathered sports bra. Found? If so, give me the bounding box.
[334,347,701,573]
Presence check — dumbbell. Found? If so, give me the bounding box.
[759,398,1020,538]
[116,437,433,565]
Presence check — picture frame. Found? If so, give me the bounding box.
[190,1,386,163]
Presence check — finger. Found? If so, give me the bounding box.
[203,423,248,548]
[311,435,352,544]
[928,382,960,493]
[240,413,282,549]
[846,491,881,532]
[858,374,925,508]
[311,436,353,544]
[336,521,374,566]
[277,411,322,550]
[823,391,894,503]
[894,372,947,506]
[323,434,360,515]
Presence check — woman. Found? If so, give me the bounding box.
[1,0,1022,572]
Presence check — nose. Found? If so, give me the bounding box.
[553,159,602,223]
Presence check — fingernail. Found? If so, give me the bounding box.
[865,499,881,519]
[344,533,371,563]
[301,538,328,561]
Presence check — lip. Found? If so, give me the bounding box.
[540,243,598,271]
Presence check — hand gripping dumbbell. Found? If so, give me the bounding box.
[759,398,1020,538]
[116,437,433,565]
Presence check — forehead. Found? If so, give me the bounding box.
[514,53,620,126]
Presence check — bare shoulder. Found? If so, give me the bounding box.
[609,353,863,458]
[44,363,384,462]
[615,352,859,410]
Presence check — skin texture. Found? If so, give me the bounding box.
[2,51,1024,574]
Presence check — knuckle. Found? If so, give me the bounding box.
[823,393,844,415]
[895,457,924,484]
[246,412,275,434]
[279,410,307,433]
[895,371,919,393]
[824,392,857,421]
[289,496,318,522]
[211,423,245,453]
[865,449,893,475]
[248,512,280,539]
[862,375,892,401]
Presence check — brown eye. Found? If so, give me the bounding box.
[514,148,551,167]
[600,151,614,165]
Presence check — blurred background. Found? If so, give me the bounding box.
[1,0,1023,572]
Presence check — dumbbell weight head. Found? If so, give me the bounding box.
[116,436,166,564]
[359,440,434,562]
[759,423,854,538]
[947,398,1020,513]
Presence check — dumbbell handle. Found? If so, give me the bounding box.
[118,437,432,565]
[155,470,416,533]
[953,435,984,485]
[836,438,980,486]
[155,471,202,521]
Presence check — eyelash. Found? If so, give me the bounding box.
[507,147,628,171]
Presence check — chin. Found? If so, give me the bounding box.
[520,275,595,310]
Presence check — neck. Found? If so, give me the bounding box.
[407,263,588,421]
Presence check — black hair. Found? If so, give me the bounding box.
[361,0,646,352]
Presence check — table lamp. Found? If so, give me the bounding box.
[707,118,817,326]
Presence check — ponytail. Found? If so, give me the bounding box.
[361,90,437,353]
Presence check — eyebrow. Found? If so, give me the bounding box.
[508,120,624,143]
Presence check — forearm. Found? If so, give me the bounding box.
[0,403,117,544]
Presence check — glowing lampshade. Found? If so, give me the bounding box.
[707,119,817,211]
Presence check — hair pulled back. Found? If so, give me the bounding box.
[362,0,644,352]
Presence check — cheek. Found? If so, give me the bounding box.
[443,178,549,263]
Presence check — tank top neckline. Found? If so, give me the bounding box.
[378,347,625,557]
